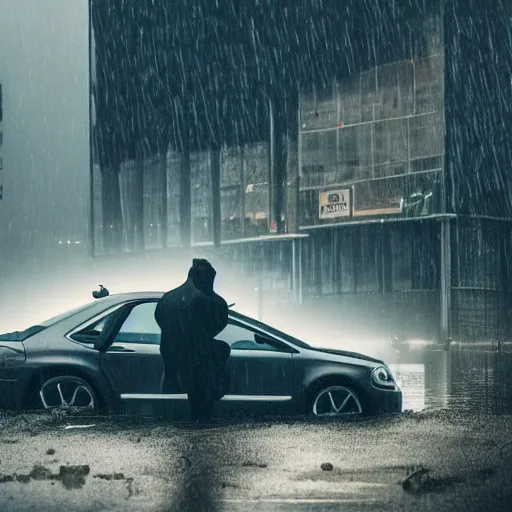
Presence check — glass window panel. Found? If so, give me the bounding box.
[218,323,283,352]
[376,62,399,120]
[167,151,182,247]
[374,119,408,168]
[143,154,166,249]
[338,124,372,182]
[244,142,269,237]
[191,151,213,243]
[409,112,443,160]
[115,302,160,345]
[396,60,414,116]
[338,74,362,126]
[301,84,337,131]
[414,55,444,114]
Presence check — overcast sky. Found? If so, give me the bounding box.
[0,0,90,267]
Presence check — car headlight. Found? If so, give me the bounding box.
[0,346,26,369]
[371,365,396,389]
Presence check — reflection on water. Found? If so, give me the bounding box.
[448,345,512,415]
[390,346,512,414]
[389,363,425,411]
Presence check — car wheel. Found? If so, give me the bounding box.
[311,385,363,417]
[38,376,98,414]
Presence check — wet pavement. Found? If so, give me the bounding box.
[0,410,511,511]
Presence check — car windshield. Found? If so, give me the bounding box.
[231,312,312,349]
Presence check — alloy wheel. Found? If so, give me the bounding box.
[39,376,97,412]
[312,385,362,417]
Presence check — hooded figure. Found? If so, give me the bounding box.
[155,258,230,422]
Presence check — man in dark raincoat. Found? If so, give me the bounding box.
[155,259,230,422]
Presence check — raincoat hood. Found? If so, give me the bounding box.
[188,258,216,294]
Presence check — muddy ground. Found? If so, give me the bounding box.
[0,410,511,511]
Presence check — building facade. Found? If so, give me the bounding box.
[89,1,512,347]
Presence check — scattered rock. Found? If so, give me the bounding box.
[94,473,113,480]
[59,465,90,490]
[321,463,334,471]
[0,463,92,489]
[29,465,53,481]
[95,472,126,481]
[221,481,240,489]
[46,448,56,455]
[242,461,267,468]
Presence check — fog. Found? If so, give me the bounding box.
[1,2,511,415]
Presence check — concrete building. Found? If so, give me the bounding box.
[297,5,512,350]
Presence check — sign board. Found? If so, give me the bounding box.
[319,188,351,219]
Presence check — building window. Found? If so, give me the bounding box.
[243,142,269,238]
[191,151,213,244]
[390,223,439,291]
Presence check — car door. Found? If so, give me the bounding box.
[100,301,164,396]
[217,321,295,401]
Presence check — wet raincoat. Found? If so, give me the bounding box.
[155,259,229,420]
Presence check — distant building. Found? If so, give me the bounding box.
[89,1,512,345]
[297,8,512,346]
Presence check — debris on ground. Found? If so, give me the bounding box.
[59,465,90,490]
[242,461,267,468]
[16,474,31,483]
[29,464,53,480]
[401,408,452,421]
[46,448,56,455]
[63,424,96,430]
[399,465,494,494]
[94,473,125,481]
[321,463,334,471]
[400,466,430,491]
[0,464,83,488]
[221,481,240,489]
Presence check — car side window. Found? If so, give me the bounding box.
[114,302,160,345]
[70,312,116,343]
[217,322,289,352]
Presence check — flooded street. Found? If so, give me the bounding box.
[0,410,511,511]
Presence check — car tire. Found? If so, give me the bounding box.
[309,383,364,418]
[37,375,98,414]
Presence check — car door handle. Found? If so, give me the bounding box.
[108,346,135,353]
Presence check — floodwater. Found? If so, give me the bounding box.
[391,346,512,414]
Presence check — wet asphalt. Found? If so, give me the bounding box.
[0,410,511,512]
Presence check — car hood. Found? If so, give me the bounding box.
[307,346,384,364]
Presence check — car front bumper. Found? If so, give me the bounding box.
[366,386,403,414]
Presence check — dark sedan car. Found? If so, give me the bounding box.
[0,292,402,417]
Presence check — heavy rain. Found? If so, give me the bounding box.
[0,0,511,510]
